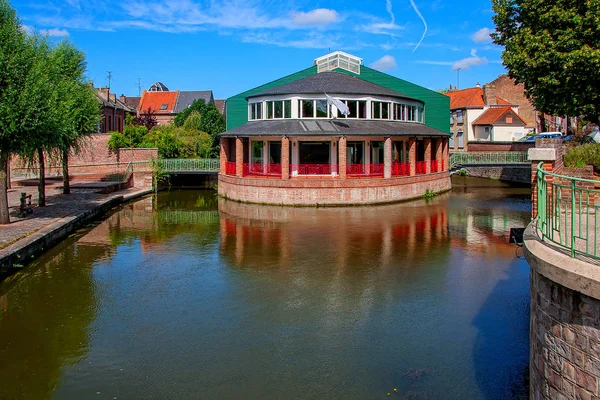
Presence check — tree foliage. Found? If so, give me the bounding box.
[492,0,600,123]
[173,99,225,138]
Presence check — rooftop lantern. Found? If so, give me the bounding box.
[314,51,362,75]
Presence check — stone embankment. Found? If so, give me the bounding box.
[0,185,152,273]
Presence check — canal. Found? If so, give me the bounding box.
[0,177,531,399]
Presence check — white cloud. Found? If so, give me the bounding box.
[452,49,488,70]
[361,0,405,36]
[370,55,397,71]
[20,24,33,34]
[472,27,493,43]
[40,28,70,37]
[290,9,339,27]
[416,60,453,66]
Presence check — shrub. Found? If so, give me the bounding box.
[564,144,600,171]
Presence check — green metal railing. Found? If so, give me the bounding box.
[535,162,600,260]
[159,159,220,172]
[449,152,529,169]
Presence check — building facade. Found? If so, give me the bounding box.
[95,87,135,133]
[137,82,216,125]
[219,52,451,206]
[446,82,528,151]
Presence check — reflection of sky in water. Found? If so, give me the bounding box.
[0,182,531,399]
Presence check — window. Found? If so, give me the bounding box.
[160,104,168,110]
[336,100,367,119]
[265,100,291,119]
[372,101,390,119]
[450,112,454,125]
[284,100,291,118]
[302,100,314,118]
[484,126,490,133]
[506,116,513,123]
[249,102,262,120]
[315,100,328,118]
[251,141,264,164]
[418,106,424,123]
[457,110,463,124]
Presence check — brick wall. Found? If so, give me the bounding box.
[218,172,451,206]
[491,74,537,130]
[467,141,535,152]
[530,269,600,399]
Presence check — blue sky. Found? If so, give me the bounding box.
[15,0,506,99]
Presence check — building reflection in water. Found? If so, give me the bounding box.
[219,197,450,272]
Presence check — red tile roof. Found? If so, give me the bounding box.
[138,90,179,113]
[214,99,225,115]
[472,106,527,126]
[496,96,512,105]
[446,88,485,109]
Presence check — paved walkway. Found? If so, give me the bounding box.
[0,185,151,250]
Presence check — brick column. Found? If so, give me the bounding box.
[219,137,228,174]
[384,137,392,179]
[443,138,450,171]
[281,136,290,180]
[435,138,443,172]
[407,137,416,176]
[235,137,244,177]
[338,137,347,179]
[424,138,431,174]
[529,148,558,218]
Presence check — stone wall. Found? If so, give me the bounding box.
[530,269,600,400]
[463,165,531,184]
[218,172,451,206]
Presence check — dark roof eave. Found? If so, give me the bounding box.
[245,92,421,103]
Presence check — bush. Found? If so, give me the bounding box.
[564,143,600,171]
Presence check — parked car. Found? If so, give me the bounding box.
[520,132,564,142]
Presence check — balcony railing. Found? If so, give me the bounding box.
[347,163,384,178]
[225,162,236,176]
[243,163,282,178]
[391,162,410,176]
[430,160,440,173]
[416,161,427,175]
[291,164,338,176]
[535,162,600,260]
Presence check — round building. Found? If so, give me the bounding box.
[219,51,451,206]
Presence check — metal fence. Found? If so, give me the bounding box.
[159,159,220,172]
[449,151,529,169]
[535,162,600,260]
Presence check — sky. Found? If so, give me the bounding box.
[14,0,507,100]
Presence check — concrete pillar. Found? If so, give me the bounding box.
[219,137,229,174]
[281,136,290,179]
[338,137,347,179]
[384,137,392,179]
[424,138,431,174]
[435,138,443,172]
[235,137,244,177]
[407,137,416,176]
[528,146,559,218]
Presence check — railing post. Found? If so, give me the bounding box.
[571,179,576,257]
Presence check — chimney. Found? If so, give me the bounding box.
[475,82,481,88]
[483,83,497,105]
[98,87,110,100]
[120,94,127,103]
[454,86,457,91]
[109,93,116,103]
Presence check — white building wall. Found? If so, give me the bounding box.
[466,109,484,141]
[492,126,526,141]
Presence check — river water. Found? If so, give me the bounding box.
[0,177,531,399]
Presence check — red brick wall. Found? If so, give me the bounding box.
[218,172,451,206]
[491,74,537,129]
[467,141,535,152]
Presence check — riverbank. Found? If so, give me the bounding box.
[0,186,153,275]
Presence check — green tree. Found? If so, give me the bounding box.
[492,0,600,124]
[50,41,100,194]
[0,0,38,223]
[173,99,225,139]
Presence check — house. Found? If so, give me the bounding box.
[95,87,135,133]
[446,82,527,150]
[219,51,451,206]
[120,95,140,113]
[214,100,226,116]
[137,82,216,125]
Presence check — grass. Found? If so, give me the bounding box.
[423,189,437,200]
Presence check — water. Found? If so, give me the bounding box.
[0,177,531,399]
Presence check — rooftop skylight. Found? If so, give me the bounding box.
[314,51,362,74]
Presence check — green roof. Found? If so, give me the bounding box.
[226,65,450,134]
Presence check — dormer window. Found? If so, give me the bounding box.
[314,51,362,74]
